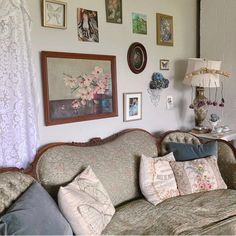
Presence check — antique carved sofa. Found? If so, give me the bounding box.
[1,129,236,235]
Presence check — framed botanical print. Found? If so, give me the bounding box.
[156,13,173,46]
[105,0,122,24]
[132,12,147,35]
[123,93,142,122]
[42,0,67,29]
[41,51,118,126]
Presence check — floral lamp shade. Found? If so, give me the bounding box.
[183,58,222,88]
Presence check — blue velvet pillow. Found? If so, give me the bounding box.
[166,141,217,161]
[0,182,73,235]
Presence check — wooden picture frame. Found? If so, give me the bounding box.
[41,51,118,126]
[160,59,170,70]
[127,42,147,74]
[156,13,173,46]
[42,0,67,29]
[105,0,122,24]
[123,93,142,122]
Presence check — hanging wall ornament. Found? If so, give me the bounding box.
[148,72,169,106]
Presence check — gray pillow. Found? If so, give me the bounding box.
[166,141,217,161]
[0,182,73,235]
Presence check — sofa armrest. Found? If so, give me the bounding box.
[0,172,34,215]
[217,140,236,189]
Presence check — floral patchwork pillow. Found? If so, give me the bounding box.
[139,153,180,205]
[170,155,227,195]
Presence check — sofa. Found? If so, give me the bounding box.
[1,129,236,235]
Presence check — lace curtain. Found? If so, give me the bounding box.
[0,0,38,168]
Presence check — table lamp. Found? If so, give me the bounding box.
[183,58,229,130]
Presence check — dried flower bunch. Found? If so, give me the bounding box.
[149,72,169,89]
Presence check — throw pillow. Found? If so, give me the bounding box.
[0,182,73,235]
[58,166,115,235]
[139,153,179,206]
[166,141,217,161]
[170,155,227,195]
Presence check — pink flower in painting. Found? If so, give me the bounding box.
[92,66,103,76]
[63,67,111,107]
[72,100,81,110]
[63,75,79,88]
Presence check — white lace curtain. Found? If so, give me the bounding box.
[0,0,38,168]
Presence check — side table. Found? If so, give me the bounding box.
[190,130,236,147]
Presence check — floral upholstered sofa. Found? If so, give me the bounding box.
[1,129,236,235]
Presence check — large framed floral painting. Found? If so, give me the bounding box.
[41,51,118,125]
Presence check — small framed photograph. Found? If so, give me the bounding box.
[123,93,142,122]
[105,0,122,24]
[160,59,170,70]
[42,0,67,29]
[127,42,147,74]
[156,13,173,46]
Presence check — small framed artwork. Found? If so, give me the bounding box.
[123,93,142,122]
[41,51,118,126]
[77,8,99,42]
[160,59,170,70]
[156,13,173,46]
[105,0,122,24]
[42,0,67,29]
[132,13,147,35]
[127,42,147,74]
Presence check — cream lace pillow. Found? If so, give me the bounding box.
[139,153,179,205]
[170,155,227,195]
[58,166,115,235]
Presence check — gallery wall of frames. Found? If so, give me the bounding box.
[28,0,197,144]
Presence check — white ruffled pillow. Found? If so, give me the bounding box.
[58,166,115,235]
[139,152,179,205]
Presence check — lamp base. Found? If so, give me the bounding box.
[193,87,208,127]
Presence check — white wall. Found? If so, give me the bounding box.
[201,0,236,130]
[27,0,197,146]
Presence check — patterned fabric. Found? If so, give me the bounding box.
[58,166,115,235]
[36,130,158,206]
[217,140,236,189]
[0,172,34,214]
[103,189,236,235]
[160,131,236,190]
[139,153,179,205]
[170,155,227,195]
[0,0,38,168]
